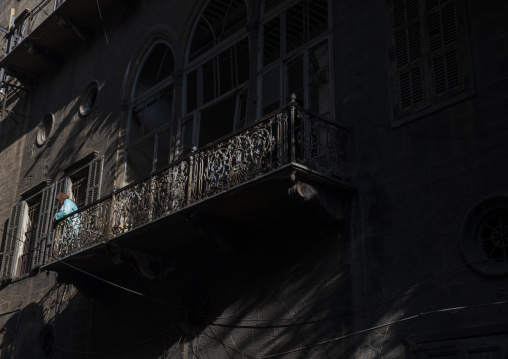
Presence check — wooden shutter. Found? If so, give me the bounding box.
[426,0,464,100]
[0,202,27,280]
[47,177,67,257]
[392,0,425,114]
[31,185,54,268]
[85,156,104,205]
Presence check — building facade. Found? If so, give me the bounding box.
[0,0,507,358]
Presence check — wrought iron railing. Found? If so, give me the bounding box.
[49,103,349,262]
[2,0,65,58]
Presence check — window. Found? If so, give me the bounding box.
[180,0,248,155]
[462,197,508,276]
[54,155,104,208]
[36,113,54,146]
[0,185,54,279]
[391,0,473,124]
[125,42,175,184]
[259,0,330,116]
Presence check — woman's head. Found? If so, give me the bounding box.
[56,192,69,205]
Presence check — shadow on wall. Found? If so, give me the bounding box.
[0,215,356,359]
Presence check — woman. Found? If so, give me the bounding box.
[55,192,78,220]
[54,193,80,252]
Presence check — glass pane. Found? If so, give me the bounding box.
[157,86,173,128]
[187,69,198,112]
[236,38,250,84]
[236,91,247,129]
[130,105,144,142]
[143,94,159,135]
[199,96,236,146]
[156,128,171,171]
[308,0,328,40]
[309,41,330,115]
[179,116,194,155]
[262,66,280,115]
[126,135,155,184]
[135,43,174,97]
[203,59,215,104]
[286,1,305,53]
[287,55,304,104]
[263,17,280,66]
[219,48,233,95]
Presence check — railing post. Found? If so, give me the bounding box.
[105,189,116,241]
[289,94,297,163]
[186,155,194,206]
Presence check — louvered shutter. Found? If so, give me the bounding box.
[1,202,27,280]
[85,156,104,205]
[31,185,54,268]
[393,0,425,115]
[47,177,67,258]
[426,0,463,100]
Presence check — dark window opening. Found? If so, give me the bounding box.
[135,43,174,98]
[199,96,237,146]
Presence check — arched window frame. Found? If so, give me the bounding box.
[178,0,250,156]
[123,40,176,185]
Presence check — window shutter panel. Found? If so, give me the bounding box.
[85,156,104,205]
[427,1,463,99]
[31,185,55,268]
[1,202,27,280]
[47,177,68,258]
[393,0,424,114]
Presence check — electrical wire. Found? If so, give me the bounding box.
[96,0,110,45]
[202,299,508,359]
[55,259,185,309]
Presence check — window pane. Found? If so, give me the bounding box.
[187,69,198,112]
[286,1,305,53]
[203,59,215,104]
[156,128,171,171]
[130,105,144,143]
[179,116,194,155]
[219,48,233,95]
[236,38,250,84]
[308,0,328,40]
[126,135,155,184]
[262,66,280,115]
[287,55,304,104]
[199,96,236,146]
[309,41,330,115]
[143,94,159,135]
[263,17,280,66]
[157,86,173,128]
[135,43,174,97]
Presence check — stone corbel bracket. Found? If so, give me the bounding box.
[288,171,346,222]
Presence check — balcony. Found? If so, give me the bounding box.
[43,103,351,280]
[1,0,126,76]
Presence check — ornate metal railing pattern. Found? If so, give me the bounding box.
[53,198,111,258]
[51,104,349,262]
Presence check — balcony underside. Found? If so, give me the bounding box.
[43,164,350,282]
[1,0,123,75]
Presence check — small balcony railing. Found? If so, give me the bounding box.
[50,103,350,262]
[2,0,65,58]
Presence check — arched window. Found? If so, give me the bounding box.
[179,0,249,155]
[125,41,175,184]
